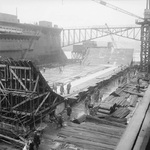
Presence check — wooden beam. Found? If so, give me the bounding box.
[12,92,48,109]
[12,110,31,116]
[10,66,31,70]
[33,75,39,92]
[10,68,28,91]
[34,92,50,115]
[0,115,18,121]
[0,80,5,89]
[123,90,144,97]
[0,64,6,67]
[52,96,58,105]
[0,133,25,146]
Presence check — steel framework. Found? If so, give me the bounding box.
[61,26,141,47]
[138,22,150,72]
[0,59,64,139]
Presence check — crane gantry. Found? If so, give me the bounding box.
[92,0,150,73]
[62,0,150,73]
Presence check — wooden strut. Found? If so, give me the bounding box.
[12,92,48,109]
[10,68,28,91]
[123,90,144,97]
[0,133,25,146]
[34,92,50,115]
[33,75,39,92]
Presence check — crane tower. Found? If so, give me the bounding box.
[93,0,150,73]
[137,0,150,73]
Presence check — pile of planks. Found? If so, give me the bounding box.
[96,103,116,117]
[110,107,130,118]
[56,122,125,150]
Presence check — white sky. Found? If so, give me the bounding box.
[0,0,146,28]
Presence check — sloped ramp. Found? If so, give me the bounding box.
[82,47,133,66]
[82,47,111,66]
[109,48,134,65]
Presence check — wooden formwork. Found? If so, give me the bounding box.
[0,58,64,138]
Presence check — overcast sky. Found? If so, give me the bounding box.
[0,0,146,27]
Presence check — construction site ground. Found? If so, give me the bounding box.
[0,48,137,150]
[42,63,121,98]
[38,76,148,150]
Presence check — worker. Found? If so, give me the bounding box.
[60,84,65,95]
[85,94,91,113]
[66,105,72,120]
[59,65,63,73]
[43,67,46,73]
[136,77,141,92]
[64,98,68,107]
[99,91,103,103]
[22,142,29,150]
[52,82,57,93]
[56,114,63,128]
[28,139,34,150]
[66,82,71,94]
[33,131,41,150]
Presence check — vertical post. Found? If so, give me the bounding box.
[79,29,81,43]
[25,69,27,88]
[73,29,75,44]
[85,29,86,41]
[68,29,70,46]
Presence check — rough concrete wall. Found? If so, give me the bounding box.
[26,28,67,64]
[0,22,67,64]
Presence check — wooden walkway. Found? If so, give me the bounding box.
[39,78,149,150]
[57,122,125,150]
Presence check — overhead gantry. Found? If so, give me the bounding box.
[61,26,141,47]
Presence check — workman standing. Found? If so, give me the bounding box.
[66,82,71,94]
[33,131,41,150]
[60,84,65,95]
[56,114,63,128]
[66,105,72,120]
[28,139,34,150]
[85,94,91,110]
[52,82,57,93]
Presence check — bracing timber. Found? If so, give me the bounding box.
[0,58,64,138]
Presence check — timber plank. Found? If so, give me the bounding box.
[64,136,115,150]
[69,122,125,133]
[86,115,126,128]
[60,127,120,142]
[67,123,123,137]
[58,130,118,146]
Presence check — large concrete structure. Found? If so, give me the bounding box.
[0,14,67,65]
[0,13,19,23]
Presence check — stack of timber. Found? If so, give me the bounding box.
[53,79,149,150]
[96,102,116,117]
[56,122,125,150]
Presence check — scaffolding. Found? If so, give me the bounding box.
[0,59,64,139]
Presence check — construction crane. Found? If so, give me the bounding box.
[92,0,150,73]
[92,0,144,20]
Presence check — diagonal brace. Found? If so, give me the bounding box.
[34,92,50,115]
[12,92,48,109]
[10,68,28,91]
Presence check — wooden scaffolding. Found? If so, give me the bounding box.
[0,59,64,138]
